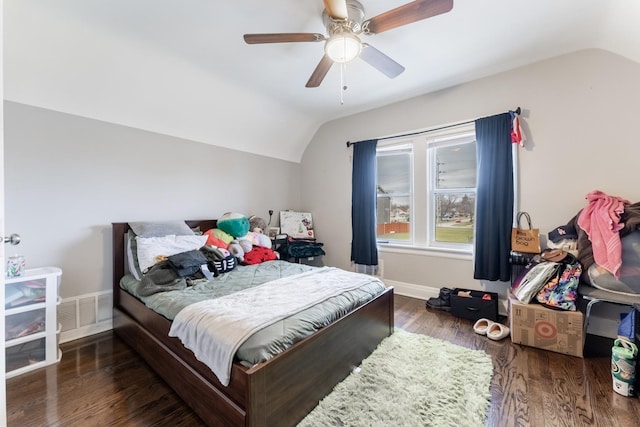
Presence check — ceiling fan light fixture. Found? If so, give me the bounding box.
[325,32,362,63]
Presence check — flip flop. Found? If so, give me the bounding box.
[473,318,494,335]
[487,323,510,341]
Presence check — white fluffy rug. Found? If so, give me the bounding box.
[298,329,493,427]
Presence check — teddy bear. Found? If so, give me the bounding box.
[248,215,268,234]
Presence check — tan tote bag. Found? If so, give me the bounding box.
[511,211,541,254]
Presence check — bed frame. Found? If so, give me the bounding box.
[112,220,394,426]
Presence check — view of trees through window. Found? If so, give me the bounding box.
[434,193,475,243]
[432,140,476,244]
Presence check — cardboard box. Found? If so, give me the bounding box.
[508,293,584,357]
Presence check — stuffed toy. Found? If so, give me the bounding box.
[227,239,253,262]
[211,228,234,245]
[248,215,268,234]
[241,231,272,248]
[217,213,250,238]
[243,246,279,265]
[204,229,230,249]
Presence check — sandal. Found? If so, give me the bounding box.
[487,323,510,341]
[473,318,494,335]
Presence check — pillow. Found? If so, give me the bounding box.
[129,221,194,238]
[136,234,208,274]
[126,231,143,280]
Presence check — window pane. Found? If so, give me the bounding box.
[435,193,475,243]
[435,142,476,189]
[377,196,411,241]
[377,153,411,194]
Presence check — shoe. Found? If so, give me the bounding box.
[426,297,451,311]
[473,318,495,335]
[426,287,454,311]
[487,323,510,341]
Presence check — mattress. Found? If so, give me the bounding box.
[120,260,387,365]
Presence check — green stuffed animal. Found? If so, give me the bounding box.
[217,212,250,238]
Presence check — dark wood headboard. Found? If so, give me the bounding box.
[111,220,218,306]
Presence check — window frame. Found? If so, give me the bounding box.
[376,123,477,254]
[375,143,414,245]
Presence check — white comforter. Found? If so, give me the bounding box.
[168,267,383,386]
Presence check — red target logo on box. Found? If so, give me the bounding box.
[534,321,557,340]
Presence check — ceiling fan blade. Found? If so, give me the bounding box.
[323,0,349,20]
[360,43,405,78]
[243,33,325,44]
[363,0,453,34]
[306,55,334,87]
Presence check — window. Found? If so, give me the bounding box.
[376,123,477,252]
[377,144,413,243]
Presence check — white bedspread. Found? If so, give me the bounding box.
[168,267,383,386]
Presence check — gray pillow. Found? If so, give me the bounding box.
[129,221,194,238]
[126,230,143,280]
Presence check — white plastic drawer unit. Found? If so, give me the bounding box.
[5,267,62,378]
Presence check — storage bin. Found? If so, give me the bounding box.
[6,337,46,373]
[450,289,499,322]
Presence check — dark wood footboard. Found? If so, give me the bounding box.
[112,221,394,426]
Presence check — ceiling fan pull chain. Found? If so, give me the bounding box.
[340,62,347,105]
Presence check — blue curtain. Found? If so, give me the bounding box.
[473,113,514,281]
[351,139,379,269]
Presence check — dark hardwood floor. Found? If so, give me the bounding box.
[7,295,640,426]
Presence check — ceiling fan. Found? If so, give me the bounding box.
[243,0,454,88]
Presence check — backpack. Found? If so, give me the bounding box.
[535,255,582,311]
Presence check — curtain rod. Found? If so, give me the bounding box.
[346,107,521,148]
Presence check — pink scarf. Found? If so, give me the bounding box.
[577,190,629,277]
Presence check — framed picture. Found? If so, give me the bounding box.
[279,211,314,238]
[268,227,280,239]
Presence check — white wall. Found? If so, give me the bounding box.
[300,48,640,335]
[4,102,302,298]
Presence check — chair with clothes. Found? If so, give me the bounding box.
[570,216,640,347]
[578,283,640,343]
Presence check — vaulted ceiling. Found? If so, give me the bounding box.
[5,1,640,162]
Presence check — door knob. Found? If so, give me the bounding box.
[4,234,21,245]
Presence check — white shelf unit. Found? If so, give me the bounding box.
[5,267,62,378]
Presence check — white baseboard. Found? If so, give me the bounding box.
[60,321,113,344]
[384,279,440,301]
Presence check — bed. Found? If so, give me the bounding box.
[112,220,394,426]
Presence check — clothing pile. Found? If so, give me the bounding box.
[554,190,640,296]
